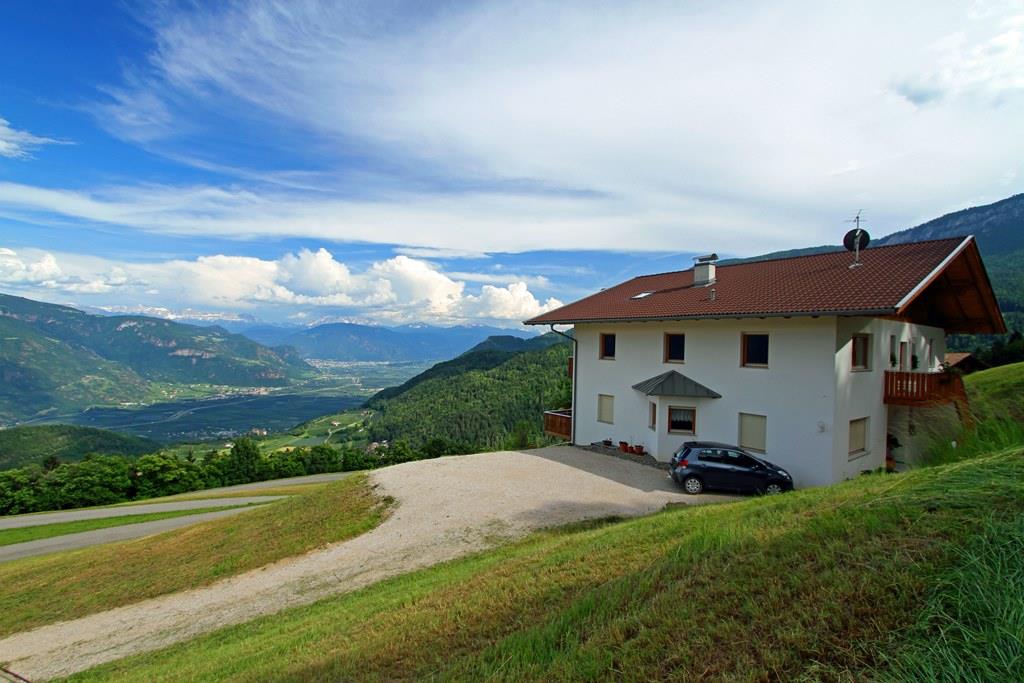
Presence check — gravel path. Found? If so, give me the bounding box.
[0,506,269,563]
[0,496,284,530]
[0,447,734,681]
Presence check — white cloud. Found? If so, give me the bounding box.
[0,246,557,324]
[460,282,562,321]
[277,248,354,297]
[0,248,62,283]
[0,117,69,159]
[894,13,1024,105]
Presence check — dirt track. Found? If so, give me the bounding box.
[0,447,733,680]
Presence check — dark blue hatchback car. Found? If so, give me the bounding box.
[670,441,793,495]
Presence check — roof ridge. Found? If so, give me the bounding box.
[632,235,971,279]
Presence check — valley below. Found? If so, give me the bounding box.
[16,360,433,442]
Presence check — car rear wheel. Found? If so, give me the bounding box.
[682,476,703,495]
[763,482,784,495]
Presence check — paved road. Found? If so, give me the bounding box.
[0,496,286,530]
[0,446,738,680]
[0,506,266,563]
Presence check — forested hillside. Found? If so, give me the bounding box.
[0,315,153,424]
[368,333,565,404]
[366,342,571,449]
[0,425,159,471]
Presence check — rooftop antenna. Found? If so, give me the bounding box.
[843,210,871,269]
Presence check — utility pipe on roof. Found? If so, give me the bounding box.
[548,324,577,445]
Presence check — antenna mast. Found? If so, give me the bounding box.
[847,210,865,269]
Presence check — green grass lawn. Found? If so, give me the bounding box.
[65,445,1024,682]
[0,473,390,637]
[0,505,255,547]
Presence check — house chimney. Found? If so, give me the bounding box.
[693,253,718,287]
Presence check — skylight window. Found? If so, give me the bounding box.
[631,291,654,299]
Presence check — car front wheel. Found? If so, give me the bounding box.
[763,482,784,495]
[682,476,704,495]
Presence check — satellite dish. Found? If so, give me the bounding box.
[843,228,870,252]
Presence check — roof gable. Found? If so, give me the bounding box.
[526,236,1005,334]
[632,370,722,398]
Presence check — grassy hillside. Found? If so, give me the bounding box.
[70,445,1024,682]
[965,360,1024,422]
[367,342,571,448]
[0,425,159,470]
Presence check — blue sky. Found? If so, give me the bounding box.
[1,1,1022,326]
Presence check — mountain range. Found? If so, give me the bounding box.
[237,321,536,361]
[0,293,310,424]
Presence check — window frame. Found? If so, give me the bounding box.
[848,416,869,459]
[667,405,696,435]
[599,333,616,360]
[738,412,767,453]
[741,332,770,368]
[597,393,615,424]
[663,332,686,364]
[851,333,871,371]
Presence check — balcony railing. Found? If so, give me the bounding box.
[883,371,966,406]
[543,409,572,440]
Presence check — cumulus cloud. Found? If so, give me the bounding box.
[0,117,69,159]
[460,282,562,321]
[0,246,559,324]
[0,248,63,283]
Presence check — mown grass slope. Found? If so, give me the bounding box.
[965,360,1024,422]
[0,474,389,636]
[69,445,1024,682]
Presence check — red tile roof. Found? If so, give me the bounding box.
[526,237,972,325]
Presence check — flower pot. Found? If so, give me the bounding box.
[619,441,629,452]
[633,446,645,455]
[602,439,612,447]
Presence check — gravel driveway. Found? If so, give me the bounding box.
[0,446,734,680]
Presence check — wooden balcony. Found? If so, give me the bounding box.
[543,409,572,440]
[883,371,967,406]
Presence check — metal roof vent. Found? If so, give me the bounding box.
[693,253,718,287]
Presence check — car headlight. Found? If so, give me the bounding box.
[780,471,791,478]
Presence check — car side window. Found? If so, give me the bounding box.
[697,448,720,463]
[732,452,760,469]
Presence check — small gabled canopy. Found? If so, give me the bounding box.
[632,370,722,398]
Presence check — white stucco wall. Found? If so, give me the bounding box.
[832,317,947,480]
[573,318,839,488]
[571,316,947,488]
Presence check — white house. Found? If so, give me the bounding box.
[526,236,1004,488]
